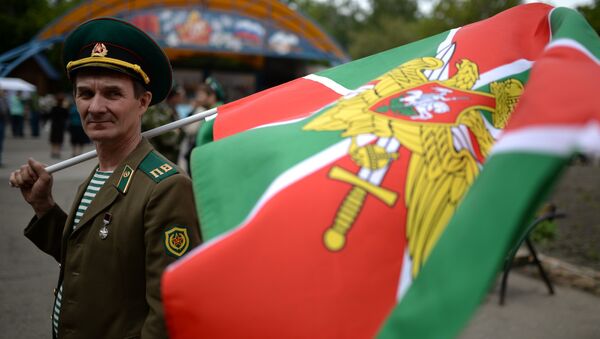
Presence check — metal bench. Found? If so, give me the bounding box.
[499,205,566,305]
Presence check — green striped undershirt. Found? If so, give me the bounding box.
[53,170,112,337]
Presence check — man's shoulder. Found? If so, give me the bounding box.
[145,102,170,115]
[142,103,173,128]
[138,150,185,183]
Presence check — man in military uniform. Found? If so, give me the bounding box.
[9,17,202,339]
[142,85,185,163]
[183,77,226,173]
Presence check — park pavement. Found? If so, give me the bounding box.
[0,128,599,339]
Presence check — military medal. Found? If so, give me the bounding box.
[100,212,112,240]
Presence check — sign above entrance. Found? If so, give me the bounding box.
[119,7,341,63]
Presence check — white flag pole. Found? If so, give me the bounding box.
[44,107,218,174]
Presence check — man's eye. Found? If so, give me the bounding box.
[107,91,123,99]
[78,91,93,98]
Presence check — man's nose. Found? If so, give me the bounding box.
[88,94,107,113]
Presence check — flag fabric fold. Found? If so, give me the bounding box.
[162,4,600,338]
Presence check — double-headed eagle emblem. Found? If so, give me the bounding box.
[304,56,523,277]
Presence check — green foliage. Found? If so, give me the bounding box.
[414,0,523,43]
[578,0,600,36]
[429,0,521,29]
[288,0,525,59]
[284,0,367,51]
[0,0,78,53]
[367,0,419,25]
[530,220,558,244]
[2,0,600,68]
[349,17,428,58]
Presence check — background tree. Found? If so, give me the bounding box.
[2,0,599,68]
[578,0,600,36]
[288,0,525,59]
[0,0,78,53]
[349,0,421,58]
[367,0,419,25]
[419,0,521,37]
[284,0,366,52]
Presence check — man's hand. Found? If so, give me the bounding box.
[9,158,55,217]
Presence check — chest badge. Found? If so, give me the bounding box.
[99,212,112,240]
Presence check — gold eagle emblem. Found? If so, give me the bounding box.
[304,57,523,277]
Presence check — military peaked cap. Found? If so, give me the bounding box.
[63,17,172,105]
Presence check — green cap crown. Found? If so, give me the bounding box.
[63,17,172,105]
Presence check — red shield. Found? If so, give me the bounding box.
[370,82,496,124]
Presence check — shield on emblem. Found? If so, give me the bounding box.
[370,82,496,123]
[165,226,191,257]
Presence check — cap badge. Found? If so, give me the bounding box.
[91,43,108,57]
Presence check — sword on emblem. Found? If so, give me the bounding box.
[321,43,458,252]
[323,138,400,251]
[324,166,398,251]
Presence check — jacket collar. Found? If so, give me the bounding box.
[69,138,153,236]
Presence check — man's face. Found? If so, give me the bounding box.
[74,71,151,143]
[194,89,215,108]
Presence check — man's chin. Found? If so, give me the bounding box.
[86,131,113,143]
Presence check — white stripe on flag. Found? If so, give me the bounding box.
[167,134,378,271]
[304,74,352,96]
[424,28,460,81]
[396,248,413,301]
[438,28,460,54]
[206,111,218,121]
[546,38,600,65]
[473,59,534,89]
[251,116,315,131]
[491,121,600,156]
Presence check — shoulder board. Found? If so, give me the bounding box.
[139,151,179,183]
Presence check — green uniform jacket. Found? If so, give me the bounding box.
[24,138,201,339]
[142,102,182,164]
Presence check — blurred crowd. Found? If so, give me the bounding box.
[0,88,90,167]
[141,76,226,174]
[0,76,227,172]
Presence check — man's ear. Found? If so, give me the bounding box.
[139,91,152,113]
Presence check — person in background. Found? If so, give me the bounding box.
[9,91,25,137]
[48,93,69,159]
[38,94,56,129]
[27,92,41,138]
[141,85,185,163]
[183,77,226,174]
[67,102,89,157]
[0,89,9,166]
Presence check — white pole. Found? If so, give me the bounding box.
[44,107,218,174]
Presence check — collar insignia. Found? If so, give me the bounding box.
[116,165,134,194]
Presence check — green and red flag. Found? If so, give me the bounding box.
[163,4,600,338]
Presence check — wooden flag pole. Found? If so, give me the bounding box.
[44,107,218,174]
